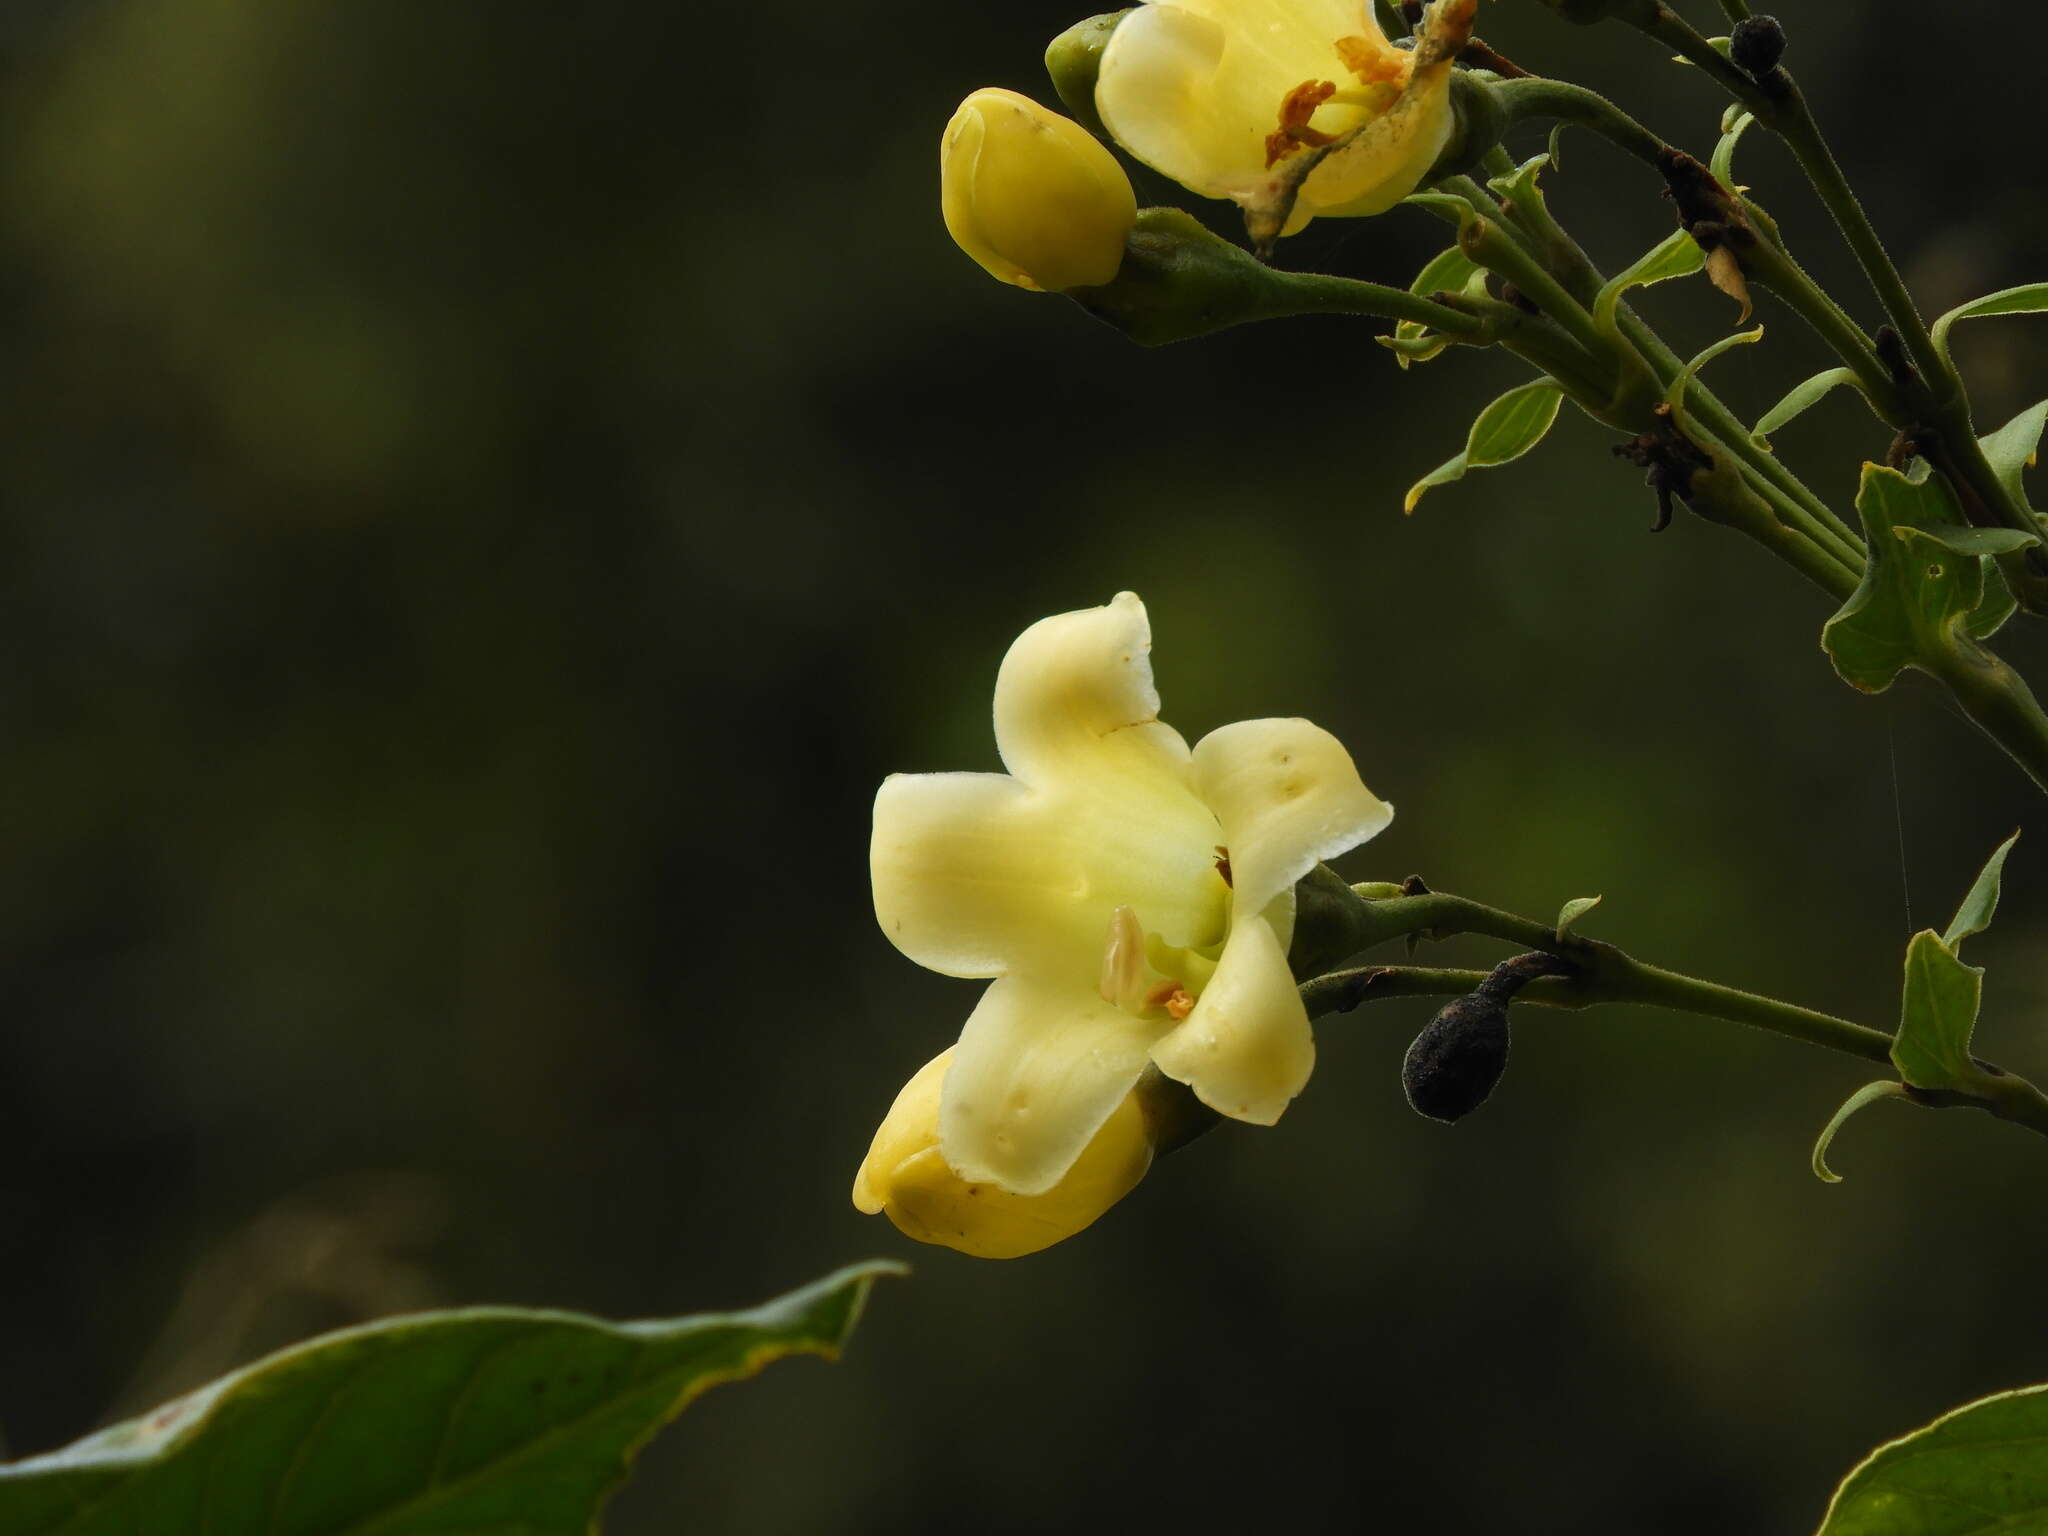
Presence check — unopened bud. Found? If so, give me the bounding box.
[941,88,1137,293]
[1044,11,1132,139]
[1402,992,1511,1122]
[1401,951,1575,1123]
[1728,15,1786,77]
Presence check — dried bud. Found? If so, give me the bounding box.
[1728,15,1786,78]
[1402,992,1511,1122]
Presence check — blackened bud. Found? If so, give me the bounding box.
[1403,993,1511,1122]
[1729,15,1786,77]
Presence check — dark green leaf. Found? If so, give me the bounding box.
[1821,464,1999,692]
[1944,829,2020,951]
[1979,398,2048,507]
[1890,929,1983,1091]
[1817,1382,2048,1535]
[1405,381,1564,512]
[0,1261,899,1536]
[1912,524,2040,558]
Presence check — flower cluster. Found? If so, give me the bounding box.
[854,594,1391,1256]
[938,0,1480,287]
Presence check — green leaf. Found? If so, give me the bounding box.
[1751,367,1873,449]
[1404,380,1565,513]
[1665,324,1764,421]
[1890,929,1984,1091]
[1384,245,1485,369]
[1710,110,1754,187]
[1555,895,1602,937]
[1912,524,2040,557]
[0,1261,900,1536]
[1931,281,2048,366]
[1817,1382,2048,1535]
[1593,227,1707,335]
[1810,1080,1910,1184]
[1978,397,2048,507]
[1944,828,2021,951]
[1821,463,2002,692]
[1485,152,1550,202]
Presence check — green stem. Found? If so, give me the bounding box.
[1294,882,2048,1142]
[1492,77,1667,174]
[1625,5,1955,400]
[1923,644,2048,798]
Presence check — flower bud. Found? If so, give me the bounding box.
[941,88,1137,293]
[1401,992,1511,1123]
[852,1048,1154,1259]
[1728,15,1786,77]
[1044,11,1132,139]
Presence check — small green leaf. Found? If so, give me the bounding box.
[1890,929,1984,1092]
[1665,325,1764,420]
[1810,1080,1910,1184]
[1485,152,1550,202]
[1931,281,2048,365]
[1555,895,1602,937]
[1669,35,1733,64]
[1593,228,1707,335]
[0,1262,901,1536]
[1710,110,1754,186]
[1385,245,1486,368]
[1405,380,1565,513]
[1944,829,2021,951]
[1751,367,1873,449]
[1979,397,2048,507]
[1817,1382,2048,1535]
[1821,463,2000,693]
[1546,121,1566,171]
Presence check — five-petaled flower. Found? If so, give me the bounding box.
[855,593,1392,1253]
[1095,0,1479,242]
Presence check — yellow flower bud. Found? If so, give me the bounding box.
[852,1048,1154,1259]
[940,88,1137,293]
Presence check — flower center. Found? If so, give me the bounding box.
[1263,36,1413,168]
[1097,904,1220,1023]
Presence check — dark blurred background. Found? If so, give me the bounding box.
[3,0,2046,1529]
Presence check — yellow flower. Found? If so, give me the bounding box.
[1094,0,1478,241]
[941,88,1138,292]
[852,1048,1156,1259]
[865,592,1392,1204]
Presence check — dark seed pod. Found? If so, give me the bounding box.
[1402,993,1512,1123]
[1729,15,1787,78]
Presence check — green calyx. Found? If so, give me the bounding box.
[1044,10,1133,140]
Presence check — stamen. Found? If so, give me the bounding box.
[1263,80,1339,168]
[1098,905,1148,1011]
[1335,34,1408,86]
[1164,987,1197,1022]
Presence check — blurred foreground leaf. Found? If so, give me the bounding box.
[0,1260,899,1535]
[1817,1382,2048,1534]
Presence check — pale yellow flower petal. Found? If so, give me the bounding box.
[940,974,1169,1194]
[1098,3,1373,200]
[988,591,1227,949]
[1299,41,1455,218]
[1150,904,1314,1122]
[872,771,1088,978]
[1192,716,1393,920]
[853,1048,1156,1258]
